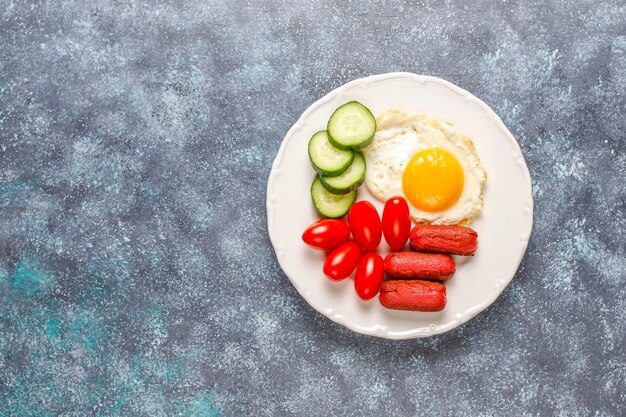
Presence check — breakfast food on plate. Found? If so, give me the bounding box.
[383,252,456,281]
[410,223,478,256]
[302,102,485,311]
[308,101,375,218]
[362,109,486,225]
[382,196,411,251]
[301,219,350,250]
[327,101,377,150]
[379,280,447,312]
[302,193,479,308]
[354,253,384,301]
[323,241,362,281]
[347,201,382,252]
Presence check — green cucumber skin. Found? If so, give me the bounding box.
[327,101,377,150]
[308,149,354,177]
[320,175,365,195]
[327,132,374,151]
[310,176,357,218]
[308,131,355,176]
[319,153,367,195]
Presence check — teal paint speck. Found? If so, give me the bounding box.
[0,181,31,203]
[71,313,106,348]
[12,260,53,297]
[165,357,184,383]
[110,389,130,414]
[45,318,60,338]
[179,397,221,417]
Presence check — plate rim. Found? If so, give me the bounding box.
[266,72,534,339]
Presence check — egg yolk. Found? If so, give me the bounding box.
[402,148,464,212]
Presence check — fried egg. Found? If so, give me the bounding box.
[363,109,486,225]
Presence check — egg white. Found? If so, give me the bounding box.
[362,109,487,225]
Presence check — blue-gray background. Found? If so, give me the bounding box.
[1,0,624,416]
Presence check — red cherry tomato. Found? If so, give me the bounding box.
[347,201,382,251]
[354,253,384,300]
[382,196,411,251]
[302,219,350,250]
[323,241,362,281]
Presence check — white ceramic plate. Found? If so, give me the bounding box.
[267,73,533,339]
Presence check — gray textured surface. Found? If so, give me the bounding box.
[1,0,625,416]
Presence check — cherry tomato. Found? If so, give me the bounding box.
[354,253,384,300]
[323,241,362,281]
[347,201,382,251]
[382,196,411,251]
[302,219,350,250]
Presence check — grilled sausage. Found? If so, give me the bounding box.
[383,252,455,281]
[379,280,446,312]
[410,224,478,256]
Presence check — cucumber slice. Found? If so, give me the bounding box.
[311,176,357,218]
[327,101,376,150]
[320,152,366,195]
[308,130,354,176]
